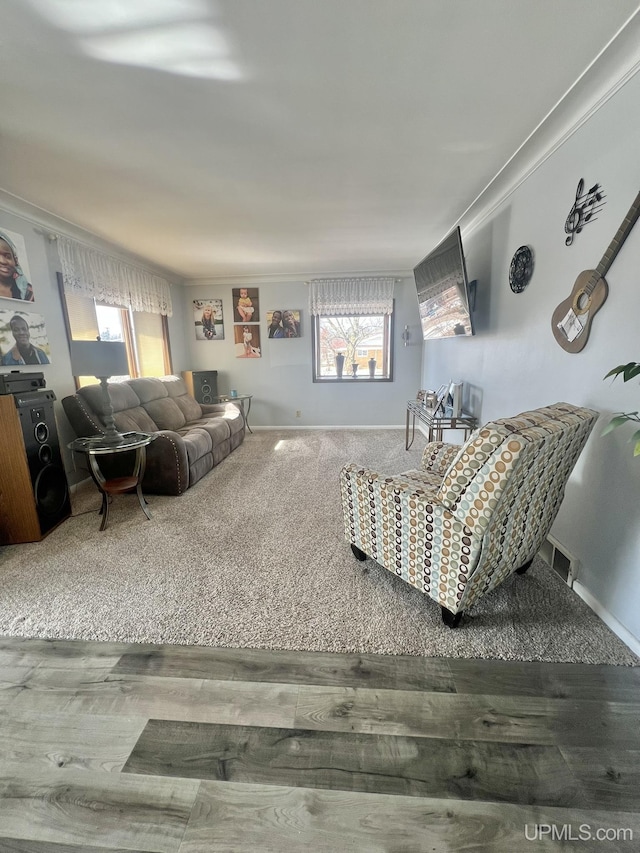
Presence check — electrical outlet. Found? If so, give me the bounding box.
[296,410,301,418]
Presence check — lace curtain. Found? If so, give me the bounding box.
[309,277,395,315]
[57,235,173,316]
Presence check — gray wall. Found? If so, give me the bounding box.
[421,71,640,646]
[179,277,422,427]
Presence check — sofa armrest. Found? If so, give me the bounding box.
[62,393,104,438]
[200,402,232,415]
[340,462,449,554]
[143,430,190,495]
[420,442,461,477]
[340,463,479,595]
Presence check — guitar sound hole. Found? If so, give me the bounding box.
[576,292,590,311]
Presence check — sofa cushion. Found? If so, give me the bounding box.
[78,381,139,414]
[182,417,231,447]
[174,393,204,422]
[144,397,187,431]
[180,427,213,466]
[113,407,160,433]
[127,377,169,404]
[124,376,185,431]
[162,375,204,422]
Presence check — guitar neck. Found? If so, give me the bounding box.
[594,189,640,282]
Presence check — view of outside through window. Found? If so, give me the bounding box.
[96,304,130,381]
[95,305,124,342]
[316,314,390,379]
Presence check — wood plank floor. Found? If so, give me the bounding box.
[1,637,639,852]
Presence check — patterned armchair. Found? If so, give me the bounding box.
[340,403,598,627]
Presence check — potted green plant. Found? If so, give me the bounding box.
[603,361,640,456]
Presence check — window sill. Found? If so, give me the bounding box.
[313,376,393,383]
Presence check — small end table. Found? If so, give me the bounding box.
[68,431,157,531]
[214,394,253,433]
[405,400,477,450]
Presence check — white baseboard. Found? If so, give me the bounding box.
[249,425,406,430]
[573,580,640,659]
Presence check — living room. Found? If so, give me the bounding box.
[1,2,640,847]
[1,4,639,652]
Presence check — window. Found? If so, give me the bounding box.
[312,312,393,381]
[59,277,172,387]
[309,275,395,382]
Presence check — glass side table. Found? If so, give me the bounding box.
[405,400,477,450]
[68,431,157,531]
[214,394,253,433]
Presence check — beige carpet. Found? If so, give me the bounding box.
[0,429,637,665]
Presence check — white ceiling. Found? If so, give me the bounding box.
[2,0,640,281]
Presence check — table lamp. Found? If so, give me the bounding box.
[69,339,129,444]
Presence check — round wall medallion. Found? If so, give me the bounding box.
[509,245,534,293]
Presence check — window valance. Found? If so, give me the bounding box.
[57,235,173,316]
[308,277,395,315]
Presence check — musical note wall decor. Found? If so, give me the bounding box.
[564,178,606,246]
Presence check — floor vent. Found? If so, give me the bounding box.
[539,535,579,586]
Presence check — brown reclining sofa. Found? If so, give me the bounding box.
[62,375,245,495]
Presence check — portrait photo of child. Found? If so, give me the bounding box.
[193,299,224,340]
[234,324,261,358]
[233,287,260,323]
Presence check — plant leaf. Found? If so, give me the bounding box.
[623,363,640,382]
[604,364,628,380]
[633,431,640,456]
[602,414,633,435]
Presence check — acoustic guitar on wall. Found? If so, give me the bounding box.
[551,188,640,353]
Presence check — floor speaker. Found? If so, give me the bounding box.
[0,389,71,544]
[182,370,218,404]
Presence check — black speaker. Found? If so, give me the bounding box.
[182,370,218,404]
[0,390,71,544]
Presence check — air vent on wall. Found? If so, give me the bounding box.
[539,535,579,587]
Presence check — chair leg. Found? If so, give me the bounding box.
[350,543,368,561]
[441,606,463,629]
[515,558,533,575]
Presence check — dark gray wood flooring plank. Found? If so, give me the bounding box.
[0,712,147,774]
[179,780,640,852]
[0,839,142,852]
[112,645,456,692]
[294,685,640,747]
[450,658,640,701]
[124,719,584,807]
[561,747,640,812]
[0,768,199,852]
[4,665,120,690]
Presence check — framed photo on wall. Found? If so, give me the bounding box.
[193,299,224,340]
[0,227,35,302]
[266,309,301,338]
[233,287,260,323]
[0,308,51,364]
[234,324,261,358]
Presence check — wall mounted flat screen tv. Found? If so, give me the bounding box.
[413,226,475,339]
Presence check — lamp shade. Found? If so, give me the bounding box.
[70,340,128,378]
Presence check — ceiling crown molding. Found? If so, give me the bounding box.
[458,8,640,237]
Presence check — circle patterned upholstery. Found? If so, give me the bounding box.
[340,404,598,617]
